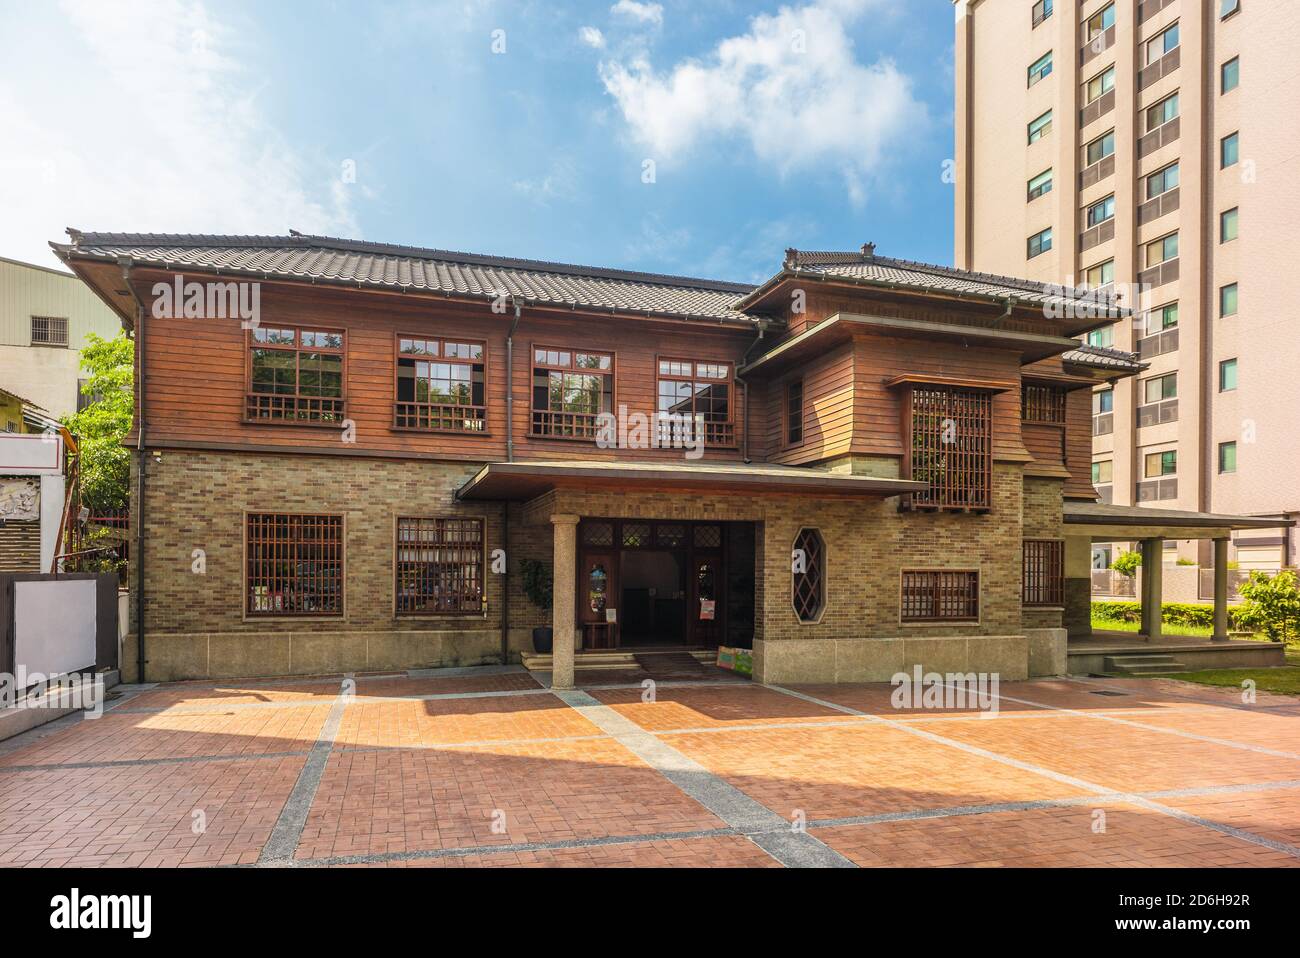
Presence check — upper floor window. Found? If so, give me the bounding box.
[1028,51,1053,86]
[1219,441,1237,474]
[1220,0,1240,19]
[1220,282,1239,317]
[30,316,69,347]
[1145,232,1179,267]
[1146,162,1179,199]
[395,516,485,615]
[1092,459,1113,484]
[247,325,345,423]
[1221,207,1239,243]
[1022,384,1066,424]
[531,347,613,439]
[1032,0,1053,28]
[246,513,343,616]
[657,358,734,447]
[1027,168,1053,201]
[1219,358,1238,391]
[1027,227,1053,259]
[1086,194,1116,227]
[1146,93,1179,132]
[1085,65,1115,104]
[394,336,486,432]
[1086,3,1116,40]
[1143,372,1177,405]
[1028,110,1053,144]
[1221,131,1239,168]
[785,379,804,445]
[1093,390,1114,416]
[1085,130,1115,167]
[1144,449,1177,477]
[1145,22,1179,65]
[1086,325,1114,348]
[1154,302,1179,329]
[1221,56,1239,93]
[1085,260,1115,289]
[905,386,992,511]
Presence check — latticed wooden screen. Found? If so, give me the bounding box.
[906,387,992,510]
[1022,384,1067,423]
[246,513,343,616]
[792,528,825,622]
[1022,538,1064,607]
[395,517,485,615]
[900,570,979,622]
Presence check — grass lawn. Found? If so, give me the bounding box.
[1091,614,1214,638]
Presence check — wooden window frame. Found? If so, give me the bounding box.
[245,324,347,425]
[1022,383,1067,424]
[791,527,825,624]
[901,384,994,512]
[392,334,489,434]
[655,356,737,448]
[393,515,487,617]
[784,378,804,447]
[900,569,980,624]
[1023,539,1065,608]
[244,512,345,618]
[529,343,616,441]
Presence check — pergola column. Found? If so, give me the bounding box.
[1139,538,1163,641]
[1212,537,1230,642]
[549,514,580,691]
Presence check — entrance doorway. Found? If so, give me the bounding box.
[577,519,736,650]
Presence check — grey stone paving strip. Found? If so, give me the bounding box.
[768,683,1300,861]
[551,688,855,868]
[258,674,352,866]
[279,776,1300,869]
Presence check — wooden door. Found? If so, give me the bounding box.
[579,551,617,649]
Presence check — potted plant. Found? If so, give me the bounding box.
[521,559,554,653]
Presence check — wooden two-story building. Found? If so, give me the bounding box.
[54,230,1146,687]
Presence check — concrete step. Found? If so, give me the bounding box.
[520,649,716,672]
[1103,654,1188,676]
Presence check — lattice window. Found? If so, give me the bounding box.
[792,528,825,622]
[246,513,343,616]
[394,336,486,432]
[395,517,484,615]
[905,387,992,511]
[247,326,346,422]
[694,524,722,549]
[656,524,686,548]
[31,316,69,346]
[622,523,651,548]
[901,570,979,622]
[1023,539,1065,607]
[656,359,735,446]
[531,346,613,438]
[582,522,614,546]
[1022,384,1067,424]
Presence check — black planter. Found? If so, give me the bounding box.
[532,626,554,654]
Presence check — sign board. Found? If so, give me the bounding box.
[699,599,716,621]
[0,433,63,476]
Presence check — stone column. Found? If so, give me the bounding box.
[1140,538,1163,641]
[1212,537,1230,642]
[1063,534,1094,639]
[550,514,580,691]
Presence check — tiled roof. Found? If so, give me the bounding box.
[1061,343,1145,373]
[746,246,1130,318]
[51,231,757,324]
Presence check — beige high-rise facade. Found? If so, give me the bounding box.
[954,0,1299,570]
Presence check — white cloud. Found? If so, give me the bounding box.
[0,0,358,267]
[597,0,926,204]
[611,1,663,27]
[579,26,606,49]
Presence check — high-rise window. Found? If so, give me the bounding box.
[1028,51,1053,86]
[1219,358,1238,392]
[1086,326,1114,348]
[1145,233,1179,267]
[1220,283,1239,317]
[1144,450,1177,478]
[1086,194,1115,227]
[1221,207,1239,243]
[1027,227,1052,258]
[1086,65,1115,103]
[1093,390,1114,415]
[1086,2,1116,40]
[1028,110,1053,143]
[1143,373,1177,405]
[1221,132,1239,168]
[1085,260,1114,289]
[1220,0,1241,19]
[1086,130,1115,166]
[1032,0,1053,27]
[1146,162,1179,199]
[1221,57,1239,93]
[1219,442,1237,474]
[1154,303,1179,329]
[1145,22,1179,65]
[1092,460,1113,484]
[1027,168,1053,200]
[1146,93,1179,131]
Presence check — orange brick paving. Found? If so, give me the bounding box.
[813,804,1300,868]
[0,673,1297,867]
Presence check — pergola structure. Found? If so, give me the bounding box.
[1063,502,1294,642]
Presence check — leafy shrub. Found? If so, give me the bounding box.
[1111,550,1142,578]
[1236,570,1300,642]
[1091,600,1249,630]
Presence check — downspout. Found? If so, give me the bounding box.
[735,318,770,464]
[120,258,148,684]
[501,298,523,664]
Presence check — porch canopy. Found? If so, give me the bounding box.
[455,459,927,502]
[1064,501,1294,642]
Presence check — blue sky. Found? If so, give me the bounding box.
[0,0,955,284]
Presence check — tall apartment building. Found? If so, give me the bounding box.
[954,0,1299,570]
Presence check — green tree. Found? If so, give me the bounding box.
[1236,570,1300,643]
[1112,549,1142,579]
[62,332,134,512]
